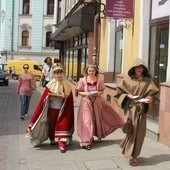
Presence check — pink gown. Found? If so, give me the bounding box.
[77,77,124,147]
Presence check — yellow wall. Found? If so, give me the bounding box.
[99,0,108,71]
[99,0,141,74]
[123,0,141,74]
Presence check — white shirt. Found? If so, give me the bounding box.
[42,64,53,81]
[49,99,63,109]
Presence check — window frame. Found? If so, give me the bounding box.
[22,0,30,15]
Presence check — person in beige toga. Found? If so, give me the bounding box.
[115,58,159,166]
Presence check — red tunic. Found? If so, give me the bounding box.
[27,87,74,140]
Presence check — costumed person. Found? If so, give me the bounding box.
[76,64,124,150]
[16,64,36,120]
[27,66,74,153]
[114,58,159,166]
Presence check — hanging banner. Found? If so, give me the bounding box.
[106,0,134,19]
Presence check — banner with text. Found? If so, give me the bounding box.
[106,0,133,19]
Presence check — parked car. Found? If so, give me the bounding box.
[0,69,9,86]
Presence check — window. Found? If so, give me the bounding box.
[149,26,156,78]
[65,51,69,77]
[57,0,61,23]
[46,32,52,47]
[22,31,29,46]
[149,24,169,85]
[34,65,42,71]
[113,30,123,81]
[47,0,54,15]
[23,0,30,14]
[64,34,89,82]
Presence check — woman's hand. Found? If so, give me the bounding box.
[78,92,90,97]
[145,98,153,103]
[127,94,133,99]
[137,98,153,103]
[127,94,140,100]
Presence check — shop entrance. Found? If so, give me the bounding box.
[156,25,169,85]
[149,23,169,121]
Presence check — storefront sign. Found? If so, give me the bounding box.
[151,0,170,19]
[106,0,133,19]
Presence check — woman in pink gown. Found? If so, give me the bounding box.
[77,65,124,150]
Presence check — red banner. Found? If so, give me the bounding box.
[106,0,134,19]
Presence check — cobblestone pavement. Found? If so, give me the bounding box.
[1,81,170,170]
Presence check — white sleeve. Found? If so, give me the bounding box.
[42,65,46,74]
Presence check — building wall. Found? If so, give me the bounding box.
[123,0,141,75]
[98,0,116,83]
[31,0,44,52]
[139,0,150,65]
[99,17,109,71]
[0,0,13,51]
[0,0,57,65]
[13,1,19,53]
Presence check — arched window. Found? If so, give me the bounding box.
[23,0,30,14]
[47,0,54,15]
[46,31,52,47]
[22,31,29,46]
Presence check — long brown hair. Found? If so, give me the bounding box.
[85,65,99,76]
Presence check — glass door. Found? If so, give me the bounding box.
[150,24,169,86]
[113,30,123,82]
[149,23,169,121]
[158,27,169,84]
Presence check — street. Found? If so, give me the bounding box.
[1,81,170,170]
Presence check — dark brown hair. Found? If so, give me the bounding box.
[85,65,99,76]
[44,57,52,63]
[23,64,29,69]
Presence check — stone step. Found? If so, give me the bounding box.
[146,120,159,141]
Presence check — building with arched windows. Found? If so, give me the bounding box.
[0,0,58,65]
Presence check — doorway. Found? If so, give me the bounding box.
[149,23,169,121]
[157,26,169,84]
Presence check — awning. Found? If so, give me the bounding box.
[52,5,95,41]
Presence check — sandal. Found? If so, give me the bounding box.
[50,141,56,146]
[130,159,138,166]
[85,145,91,150]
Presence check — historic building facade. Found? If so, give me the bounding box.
[99,0,170,146]
[0,0,58,65]
[52,0,170,146]
[52,0,98,83]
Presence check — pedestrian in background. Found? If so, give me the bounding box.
[27,66,74,153]
[76,64,124,150]
[114,58,159,166]
[16,64,36,120]
[9,67,12,80]
[40,57,53,87]
[11,66,16,79]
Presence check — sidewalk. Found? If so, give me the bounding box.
[17,84,170,170]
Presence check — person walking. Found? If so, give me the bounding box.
[27,66,74,153]
[76,64,124,150]
[8,67,12,80]
[16,64,36,120]
[11,66,16,79]
[114,58,159,166]
[40,57,53,87]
